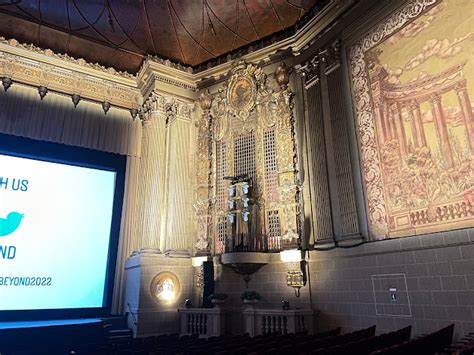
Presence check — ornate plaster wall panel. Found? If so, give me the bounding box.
[194,61,301,255]
[350,0,474,238]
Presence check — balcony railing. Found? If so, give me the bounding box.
[178,308,226,337]
[242,308,314,337]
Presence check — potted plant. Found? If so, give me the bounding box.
[207,293,228,304]
[240,290,262,303]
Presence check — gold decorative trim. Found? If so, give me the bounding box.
[0,36,134,79]
[141,91,195,126]
[0,39,140,111]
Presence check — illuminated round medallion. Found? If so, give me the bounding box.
[228,76,256,116]
[150,272,180,305]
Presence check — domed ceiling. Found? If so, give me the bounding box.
[0,0,321,73]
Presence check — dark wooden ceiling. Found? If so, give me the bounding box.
[0,0,318,73]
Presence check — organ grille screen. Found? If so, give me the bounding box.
[215,124,285,253]
[216,215,227,254]
[268,210,281,251]
[264,128,279,202]
[234,133,256,182]
[216,142,227,210]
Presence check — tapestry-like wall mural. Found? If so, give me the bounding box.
[350,0,473,238]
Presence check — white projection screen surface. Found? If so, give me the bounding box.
[0,153,117,311]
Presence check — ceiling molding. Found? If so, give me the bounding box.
[0,39,140,110]
[0,0,354,107]
[183,0,354,83]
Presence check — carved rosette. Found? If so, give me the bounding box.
[349,0,439,238]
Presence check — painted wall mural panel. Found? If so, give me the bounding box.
[350,0,473,238]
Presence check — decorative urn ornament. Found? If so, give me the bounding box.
[199,89,213,111]
[275,62,291,89]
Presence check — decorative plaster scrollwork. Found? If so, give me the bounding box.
[0,36,134,79]
[195,60,301,253]
[0,40,140,112]
[140,91,194,126]
[320,39,341,74]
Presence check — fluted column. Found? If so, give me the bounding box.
[391,103,407,158]
[373,101,387,144]
[455,83,474,154]
[138,95,169,251]
[409,100,427,147]
[163,100,195,254]
[382,102,392,141]
[430,94,454,168]
[387,104,396,142]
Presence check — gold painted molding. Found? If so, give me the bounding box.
[0,37,140,111]
[0,0,353,109]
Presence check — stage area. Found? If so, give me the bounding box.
[0,318,105,352]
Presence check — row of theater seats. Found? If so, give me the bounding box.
[2,324,459,354]
[60,323,457,355]
[448,331,474,355]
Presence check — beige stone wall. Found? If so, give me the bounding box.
[124,254,194,337]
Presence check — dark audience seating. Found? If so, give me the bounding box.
[370,323,454,355]
[1,323,464,355]
[446,330,474,355]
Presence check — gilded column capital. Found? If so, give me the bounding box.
[320,39,341,75]
[140,91,194,126]
[296,55,320,89]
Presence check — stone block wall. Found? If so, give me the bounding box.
[213,229,474,340]
[124,253,194,337]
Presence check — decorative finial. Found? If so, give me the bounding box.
[102,101,111,114]
[71,94,81,107]
[199,89,213,111]
[2,77,12,92]
[275,62,292,89]
[38,86,48,100]
[130,108,139,120]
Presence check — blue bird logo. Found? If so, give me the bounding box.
[0,212,24,237]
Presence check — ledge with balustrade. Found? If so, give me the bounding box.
[390,193,473,236]
[178,307,315,338]
[178,307,226,338]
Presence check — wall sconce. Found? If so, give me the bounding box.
[192,256,209,288]
[280,249,307,297]
[280,249,301,263]
[192,256,208,267]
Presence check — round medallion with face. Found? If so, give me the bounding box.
[150,272,181,305]
[228,77,256,115]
